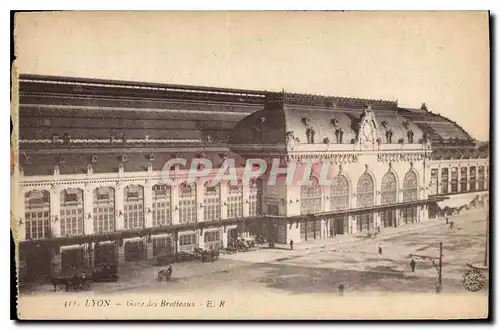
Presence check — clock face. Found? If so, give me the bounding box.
[363,123,372,137]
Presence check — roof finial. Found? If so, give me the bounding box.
[421,102,428,110]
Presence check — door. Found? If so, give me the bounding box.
[334,216,345,235]
[61,248,84,274]
[153,236,172,257]
[94,242,117,266]
[125,241,145,262]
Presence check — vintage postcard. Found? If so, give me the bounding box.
[12,11,490,320]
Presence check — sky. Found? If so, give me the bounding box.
[14,11,490,140]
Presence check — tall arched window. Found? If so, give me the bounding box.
[152,184,171,226]
[441,168,449,194]
[478,166,485,191]
[60,188,84,236]
[450,167,458,193]
[402,170,418,224]
[460,167,468,192]
[179,183,197,224]
[300,178,322,215]
[356,173,374,232]
[300,178,322,240]
[430,169,438,196]
[93,187,115,233]
[381,172,397,227]
[124,185,144,229]
[24,190,51,239]
[248,179,262,216]
[469,166,477,191]
[204,181,221,221]
[227,181,243,218]
[330,175,350,235]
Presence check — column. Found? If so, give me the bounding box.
[457,164,462,193]
[115,183,125,230]
[50,185,61,237]
[196,180,204,250]
[350,194,357,234]
[171,183,179,225]
[220,182,228,219]
[84,184,94,235]
[222,227,228,248]
[448,165,452,194]
[466,165,471,191]
[242,182,250,217]
[16,186,26,242]
[437,167,442,195]
[143,182,153,228]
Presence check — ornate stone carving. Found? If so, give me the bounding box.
[356,106,379,148]
[285,131,300,150]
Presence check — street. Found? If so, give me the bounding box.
[22,210,489,296]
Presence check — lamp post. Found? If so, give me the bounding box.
[410,242,443,293]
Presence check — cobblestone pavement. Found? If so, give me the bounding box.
[22,209,489,295]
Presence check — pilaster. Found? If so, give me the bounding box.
[143,180,152,228]
[114,182,125,230]
[84,183,94,235]
[50,185,61,237]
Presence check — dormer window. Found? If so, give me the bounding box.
[121,154,128,162]
[301,117,310,126]
[59,155,65,164]
[331,117,339,127]
[148,153,155,161]
[63,133,71,144]
[386,129,393,144]
[381,121,388,129]
[52,134,59,143]
[335,128,344,144]
[306,127,315,144]
[91,155,98,163]
[402,121,409,129]
[24,154,31,165]
[407,130,415,143]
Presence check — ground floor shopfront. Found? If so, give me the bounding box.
[18,198,443,281]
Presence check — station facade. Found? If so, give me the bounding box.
[14,75,489,279]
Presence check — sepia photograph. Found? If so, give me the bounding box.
[11,11,490,320]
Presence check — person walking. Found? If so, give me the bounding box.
[378,244,383,255]
[445,216,449,224]
[289,239,294,250]
[410,259,416,272]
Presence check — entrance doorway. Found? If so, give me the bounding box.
[381,210,396,227]
[125,240,146,262]
[333,216,345,235]
[61,247,84,274]
[94,242,117,266]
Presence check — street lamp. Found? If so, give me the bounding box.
[409,242,443,293]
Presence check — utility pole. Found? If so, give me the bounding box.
[484,215,489,267]
[410,241,443,293]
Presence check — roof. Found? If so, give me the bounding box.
[229,102,425,146]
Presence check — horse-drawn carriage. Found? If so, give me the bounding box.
[194,248,219,262]
[49,263,119,292]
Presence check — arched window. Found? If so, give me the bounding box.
[227,181,243,218]
[380,172,397,228]
[300,178,322,215]
[329,175,350,236]
[469,166,477,191]
[402,170,418,224]
[460,167,468,192]
[93,187,115,233]
[60,188,84,236]
[430,169,439,196]
[179,183,197,224]
[330,175,349,211]
[124,185,144,229]
[152,184,171,226]
[381,172,397,204]
[356,173,374,232]
[24,190,51,239]
[249,179,263,216]
[478,166,485,191]
[204,181,220,221]
[450,167,458,193]
[441,168,449,194]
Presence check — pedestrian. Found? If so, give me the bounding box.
[450,221,454,229]
[378,244,383,255]
[377,225,381,233]
[338,283,345,296]
[410,259,416,272]
[330,227,334,238]
[289,239,294,250]
[445,217,449,224]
